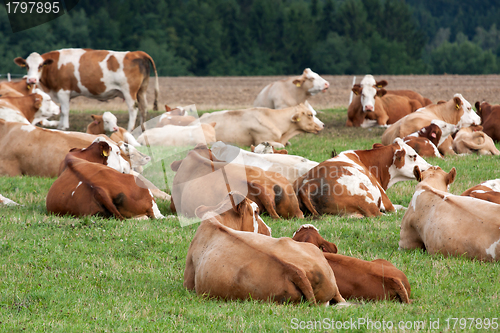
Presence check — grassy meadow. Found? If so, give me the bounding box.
[1,108,499,332]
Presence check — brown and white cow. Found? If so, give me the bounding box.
[170,145,303,219]
[195,191,271,236]
[46,147,164,220]
[183,217,345,305]
[199,104,323,148]
[15,49,159,131]
[461,179,500,204]
[475,101,500,142]
[402,123,443,158]
[0,194,20,206]
[348,87,421,127]
[400,166,500,261]
[292,225,411,303]
[293,138,431,217]
[253,68,329,110]
[86,112,142,147]
[0,78,33,97]
[452,125,500,155]
[137,123,217,147]
[0,121,129,177]
[381,94,481,155]
[0,88,60,126]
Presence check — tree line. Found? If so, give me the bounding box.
[1,0,500,76]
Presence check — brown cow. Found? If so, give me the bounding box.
[381,94,481,155]
[183,216,345,305]
[452,125,500,155]
[46,147,164,220]
[293,138,431,217]
[15,49,159,131]
[461,179,500,204]
[195,191,271,236]
[292,225,411,303]
[475,101,500,142]
[86,112,141,147]
[400,166,500,261]
[170,145,303,219]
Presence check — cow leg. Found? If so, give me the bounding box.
[124,94,139,132]
[136,86,148,131]
[56,90,71,130]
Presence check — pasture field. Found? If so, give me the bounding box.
[1,107,500,332]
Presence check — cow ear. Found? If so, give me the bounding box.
[14,57,26,67]
[195,205,211,219]
[446,167,456,185]
[453,96,462,110]
[395,149,405,163]
[250,145,256,152]
[43,59,53,66]
[165,105,172,112]
[209,122,216,128]
[372,143,385,149]
[170,159,182,171]
[291,113,301,122]
[100,142,110,157]
[413,166,423,182]
[352,85,362,95]
[292,79,304,87]
[376,88,387,97]
[375,80,388,88]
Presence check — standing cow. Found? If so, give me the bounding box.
[14,48,159,131]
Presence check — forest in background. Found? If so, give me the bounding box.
[1,0,500,76]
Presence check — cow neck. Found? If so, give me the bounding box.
[434,101,461,124]
[4,95,38,122]
[208,148,237,212]
[354,145,394,190]
[481,104,494,122]
[271,106,304,144]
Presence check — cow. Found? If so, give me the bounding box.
[347,86,422,127]
[199,104,323,148]
[0,88,60,126]
[253,68,329,110]
[14,49,159,131]
[293,138,431,217]
[0,194,19,206]
[46,147,164,220]
[86,112,142,147]
[402,123,443,158]
[170,145,304,219]
[475,101,500,142]
[156,114,197,127]
[452,125,500,155]
[183,216,345,305]
[195,191,271,236]
[356,75,431,105]
[461,179,500,204]
[0,120,129,177]
[400,166,500,261]
[292,225,412,303]
[381,94,481,155]
[211,141,318,184]
[251,142,288,154]
[0,78,33,97]
[137,123,217,147]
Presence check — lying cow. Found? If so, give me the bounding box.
[348,86,422,127]
[15,49,160,131]
[0,194,20,206]
[184,216,345,305]
[195,191,271,235]
[291,224,338,253]
[0,120,129,177]
[0,78,33,97]
[170,145,303,219]
[461,179,500,204]
[294,138,431,217]
[46,141,164,219]
[199,104,323,148]
[475,101,500,142]
[253,68,329,109]
[0,89,60,126]
[86,112,141,147]
[381,94,481,155]
[251,142,288,154]
[402,123,443,158]
[211,141,318,184]
[292,225,411,303]
[452,125,500,155]
[399,166,500,261]
[156,114,197,127]
[137,123,216,147]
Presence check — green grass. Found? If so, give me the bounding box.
[1,108,500,332]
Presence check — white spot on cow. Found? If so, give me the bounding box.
[71,181,83,197]
[481,179,500,192]
[486,235,500,260]
[292,224,318,238]
[337,166,381,206]
[250,201,271,235]
[149,190,164,219]
[20,124,37,132]
[410,189,425,210]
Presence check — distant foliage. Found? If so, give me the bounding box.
[0,0,500,75]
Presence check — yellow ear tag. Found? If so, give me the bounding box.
[20,64,25,67]
[296,117,301,122]
[295,83,301,87]
[455,104,460,110]
[27,84,31,90]
[354,91,358,95]
[102,150,108,157]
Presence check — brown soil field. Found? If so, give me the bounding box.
[66,74,500,112]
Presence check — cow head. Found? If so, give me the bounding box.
[352,85,387,112]
[292,224,338,253]
[291,104,324,133]
[252,142,274,154]
[14,52,53,86]
[195,192,271,236]
[387,138,432,188]
[118,141,151,173]
[102,112,119,133]
[93,137,130,174]
[292,68,329,96]
[33,88,60,119]
[359,74,388,89]
[413,165,456,192]
[453,94,481,128]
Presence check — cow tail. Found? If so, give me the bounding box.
[297,185,319,216]
[463,132,487,151]
[142,52,160,111]
[65,156,125,220]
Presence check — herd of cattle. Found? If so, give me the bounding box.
[1,48,500,306]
